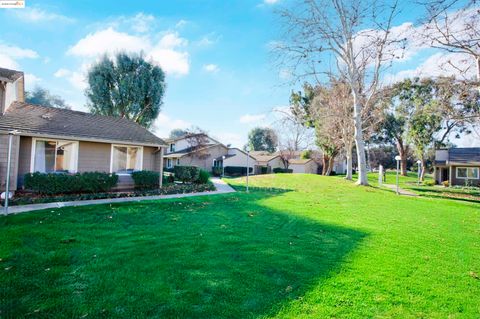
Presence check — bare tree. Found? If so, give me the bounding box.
[274,108,314,168]
[420,0,480,82]
[184,127,211,164]
[276,0,404,185]
[311,79,356,179]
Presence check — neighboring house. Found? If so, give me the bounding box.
[163,134,255,172]
[288,158,318,174]
[434,148,480,186]
[0,68,166,192]
[250,151,283,174]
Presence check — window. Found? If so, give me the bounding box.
[456,167,479,179]
[32,139,78,173]
[176,159,180,165]
[111,145,142,174]
[169,143,175,152]
[167,158,172,168]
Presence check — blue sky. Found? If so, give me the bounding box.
[1,0,478,147]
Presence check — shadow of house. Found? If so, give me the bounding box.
[1,191,366,318]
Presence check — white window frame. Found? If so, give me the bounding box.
[30,138,79,173]
[169,143,175,153]
[456,167,479,179]
[110,144,144,175]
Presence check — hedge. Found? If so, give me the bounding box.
[224,166,253,176]
[9,182,216,206]
[174,165,200,183]
[131,170,160,190]
[273,168,293,174]
[24,172,118,195]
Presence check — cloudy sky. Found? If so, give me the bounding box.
[0,0,478,147]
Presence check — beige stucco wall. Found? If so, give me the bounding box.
[143,146,161,171]
[290,161,318,174]
[178,144,228,171]
[17,136,32,188]
[0,133,20,191]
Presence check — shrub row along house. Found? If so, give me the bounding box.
[0,68,166,193]
[163,133,346,175]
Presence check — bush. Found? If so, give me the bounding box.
[24,172,118,195]
[174,165,200,183]
[10,182,216,206]
[423,180,435,186]
[131,170,160,190]
[212,167,223,177]
[441,180,449,187]
[273,167,293,174]
[164,174,175,184]
[224,166,253,176]
[301,150,312,159]
[196,169,210,184]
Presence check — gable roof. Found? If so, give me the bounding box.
[448,147,480,164]
[164,144,227,158]
[288,158,313,165]
[0,67,23,82]
[252,154,281,162]
[0,102,166,146]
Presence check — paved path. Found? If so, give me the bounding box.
[383,184,419,197]
[3,178,236,215]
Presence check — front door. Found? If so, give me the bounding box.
[441,168,449,182]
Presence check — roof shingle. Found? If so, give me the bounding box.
[0,102,165,146]
[0,67,23,82]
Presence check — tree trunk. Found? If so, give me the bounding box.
[326,156,335,176]
[353,95,368,185]
[395,139,408,176]
[322,154,330,175]
[420,158,426,181]
[345,143,353,180]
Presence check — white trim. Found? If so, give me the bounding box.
[109,144,144,174]
[456,166,479,179]
[30,137,79,173]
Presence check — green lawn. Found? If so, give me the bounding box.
[1,174,479,318]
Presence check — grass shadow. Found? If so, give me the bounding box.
[0,191,366,318]
[408,187,480,204]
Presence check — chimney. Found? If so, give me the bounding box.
[0,68,25,115]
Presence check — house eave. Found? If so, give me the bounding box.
[0,130,167,148]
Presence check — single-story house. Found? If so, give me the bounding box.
[434,148,480,186]
[250,151,283,174]
[0,68,166,192]
[164,133,255,172]
[288,158,318,174]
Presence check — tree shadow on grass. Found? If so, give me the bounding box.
[1,191,366,318]
[407,187,480,204]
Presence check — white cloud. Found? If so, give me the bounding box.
[215,132,245,148]
[264,0,279,4]
[0,43,38,70]
[54,68,71,78]
[153,113,191,138]
[67,27,190,76]
[129,13,155,33]
[24,73,41,90]
[203,64,219,73]
[239,113,267,124]
[175,19,188,29]
[11,7,74,23]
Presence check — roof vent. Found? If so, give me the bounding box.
[41,113,52,120]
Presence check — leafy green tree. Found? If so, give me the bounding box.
[247,127,278,153]
[26,87,71,109]
[86,52,166,128]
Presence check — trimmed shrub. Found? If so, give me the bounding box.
[224,166,253,176]
[132,170,160,190]
[423,180,435,186]
[24,172,118,195]
[212,167,223,177]
[10,182,216,206]
[196,169,210,184]
[174,165,200,183]
[273,167,293,174]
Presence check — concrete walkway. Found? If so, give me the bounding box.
[3,178,236,215]
[383,184,419,197]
